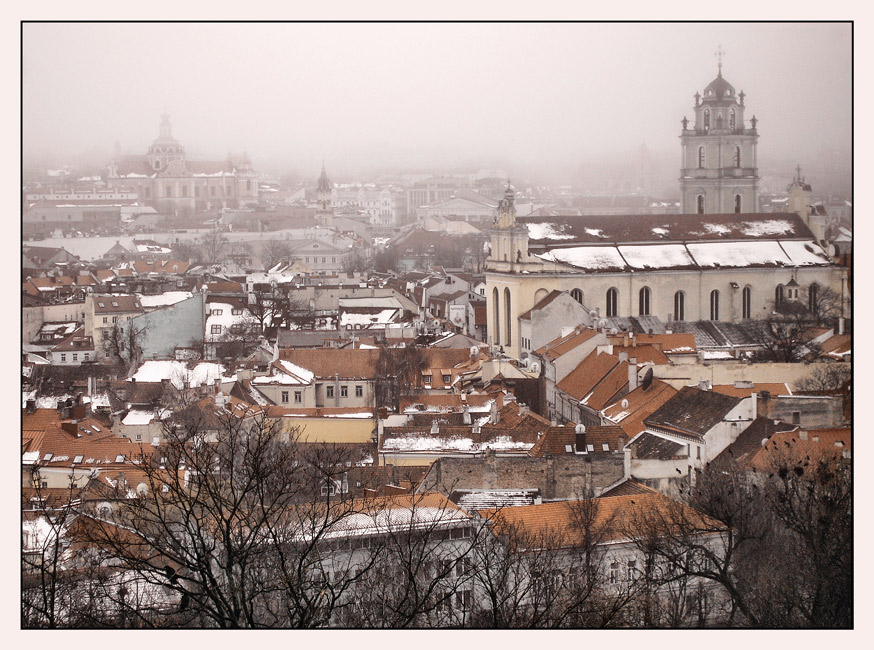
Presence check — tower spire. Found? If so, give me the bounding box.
[715,44,725,76]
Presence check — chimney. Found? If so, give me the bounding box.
[25,399,36,414]
[698,379,711,391]
[490,400,499,425]
[430,419,439,435]
[618,351,628,362]
[750,391,757,420]
[838,317,845,335]
[61,420,79,436]
[57,399,65,411]
[462,404,471,425]
[518,403,529,418]
[214,377,221,395]
[628,364,639,390]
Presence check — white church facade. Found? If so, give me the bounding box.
[484,66,849,360]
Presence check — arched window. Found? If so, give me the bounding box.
[734,145,741,167]
[775,284,784,310]
[729,109,736,131]
[734,194,742,214]
[742,286,752,319]
[571,288,584,304]
[697,146,705,168]
[504,287,512,347]
[710,290,720,321]
[808,283,819,313]
[606,288,618,318]
[638,287,651,316]
[673,291,685,321]
[492,287,500,346]
[703,109,710,131]
[697,195,705,215]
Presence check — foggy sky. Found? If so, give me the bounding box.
[23,22,851,179]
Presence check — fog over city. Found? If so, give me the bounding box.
[23,22,851,184]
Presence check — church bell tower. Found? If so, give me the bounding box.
[679,48,760,215]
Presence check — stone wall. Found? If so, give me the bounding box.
[417,451,625,500]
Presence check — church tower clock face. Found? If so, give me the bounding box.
[679,49,759,215]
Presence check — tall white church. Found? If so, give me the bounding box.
[484,64,848,360]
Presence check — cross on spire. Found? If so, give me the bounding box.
[715,44,725,75]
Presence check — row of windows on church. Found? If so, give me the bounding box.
[139,181,253,199]
[702,108,737,132]
[697,145,742,168]
[696,194,743,214]
[598,286,752,321]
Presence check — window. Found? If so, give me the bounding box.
[730,109,736,131]
[423,374,432,385]
[210,186,216,197]
[792,411,801,425]
[102,316,108,324]
[638,287,651,316]
[211,325,222,334]
[703,109,710,131]
[571,288,584,304]
[742,286,752,319]
[734,145,741,167]
[60,353,67,362]
[697,194,705,214]
[84,353,89,361]
[586,444,594,452]
[136,434,142,441]
[504,288,512,346]
[606,288,618,317]
[182,185,188,197]
[212,308,223,315]
[340,385,348,398]
[808,283,819,313]
[281,391,289,404]
[710,290,720,321]
[232,308,243,315]
[166,186,172,197]
[734,194,742,213]
[72,353,78,361]
[355,385,363,397]
[442,374,452,384]
[326,386,334,398]
[698,145,705,168]
[73,455,84,464]
[112,316,118,323]
[610,562,620,585]
[626,560,637,581]
[294,391,302,404]
[775,284,784,310]
[492,287,500,347]
[673,291,685,321]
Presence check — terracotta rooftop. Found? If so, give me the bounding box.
[709,382,791,399]
[528,425,628,458]
[279,348,382,379]
[748,428,851,473]
[557,351,629,409]
[601,378,678,438]
[483,491,723,549]
[534,326,600,361]
[627,431,689,460]
[712,416,800,468]
[92,294,143,314]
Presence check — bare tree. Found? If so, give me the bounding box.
[794,363,852,392]
[374,345,426,411]
[200,230,228,265]
[261,239,291,271]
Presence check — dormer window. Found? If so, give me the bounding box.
[42,453,53,462]
[73,455,84,464]
[212,308,223,316]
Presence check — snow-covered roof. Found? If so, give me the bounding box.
[251,360,314,386]
[128,360,227,388]
[340,309,400,328]
[122,409,157,426]
[138,291,193,309]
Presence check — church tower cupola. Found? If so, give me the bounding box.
[315,162,334,227]
[679,47,759,215]
[146,113,185,173]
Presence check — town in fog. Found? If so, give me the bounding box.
[22,22,851,629]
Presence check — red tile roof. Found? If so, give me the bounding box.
[557,351,628,409]
[535,326,600,361]
[601,379,678,438]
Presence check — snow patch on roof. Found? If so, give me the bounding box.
[537,246,626,270]
[740,219,795,237]
[618,244,695,269]
[526,222,575,240]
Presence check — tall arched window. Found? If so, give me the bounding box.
[697,195,705,215]
[697,146,705,168]
[742,286,752,319]
[734,145,741,167]
[710,290,720,321]
[808,283,819,313]
[673,291,685,321]
[492,287,500,346]
[639,287,651,316]
[729,109,736,131]
[571,288,584,304]
[775,284,784,310]
[703,109,710,131]
[734,194,742,213]
[606,288,618,318]
[504,287,512,347]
